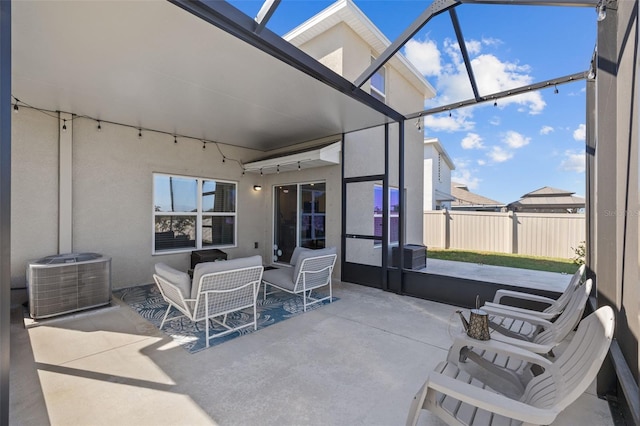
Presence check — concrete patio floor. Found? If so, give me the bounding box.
[10,276,614,425]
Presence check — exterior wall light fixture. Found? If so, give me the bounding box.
[253,185,262,191]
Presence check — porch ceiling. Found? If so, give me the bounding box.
[11,0,393,152]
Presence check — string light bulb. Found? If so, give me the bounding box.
[597,2,606,21]
[62,119,67,132]
[97,121,102,132]
[276,165,280,174]
[449,110,452,118]
[297,161,301,171]
[13,101,18,113]
[493,100,498,107]
[260,168,263,176]
[554,84,559,94]
[202,141,206,150]
[174,135,177,144]
[222,156,226,163]
[138,129,142,139]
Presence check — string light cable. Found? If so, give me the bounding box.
[10,94,250,174]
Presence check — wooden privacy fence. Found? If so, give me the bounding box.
[423,210,586,259]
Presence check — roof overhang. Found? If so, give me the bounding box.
[284,0,436,100]
[435,189,456,202]
[11,0,401,152]
[243,141,341,174]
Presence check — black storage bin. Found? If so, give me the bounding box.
[190,249,227,269]
[392,244,426,270]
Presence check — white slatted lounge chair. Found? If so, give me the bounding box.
[153,256,263,348]
[444,279,593,399]
[482,264,586,320]
[407,306,615,426]
[262,247,337,312]
[481,278,592,353]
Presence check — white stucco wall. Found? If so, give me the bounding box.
[11,111,269,293]
[11,108,59,288]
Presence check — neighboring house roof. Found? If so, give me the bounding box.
[284,0,436,99]
[451,182,505,208]
[435,189,456,202]
[424,137,455,170]
[508,186,585,210]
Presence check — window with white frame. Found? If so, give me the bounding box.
[153,173,237,253]
[370,56,386,103]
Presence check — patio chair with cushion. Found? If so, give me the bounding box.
[153,255,263,347]
[262,247,337,312]
[407,306,615,426]
[482,264,586,320]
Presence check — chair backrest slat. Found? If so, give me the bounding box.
[534,279,592,346]
[524,306,615,411]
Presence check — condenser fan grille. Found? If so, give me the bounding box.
[27,253,111,319]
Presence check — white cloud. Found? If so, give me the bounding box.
[503,130,530,148]
[488,146,513,163]
[573,124,586,141]
[451,158,481,189]
[424,110,475,133]
[540,125,554,135]
[461,133,485,150]
[404,38,442,77]
[477,159,486,166]
[465,40,482,55]
[422,38,546,116]
[489,116,501,126]
[560,149,585,173]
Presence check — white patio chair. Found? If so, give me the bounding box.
[407,306,615,426]
[262,247,337,312]
[482,264,586,320]
[153,256,263,347]
[443,279,592,400]
[480,278,592,355]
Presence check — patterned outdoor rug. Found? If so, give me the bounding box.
[113,284,337,354]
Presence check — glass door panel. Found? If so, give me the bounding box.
[273,185,297,263]
[300,183,326,249]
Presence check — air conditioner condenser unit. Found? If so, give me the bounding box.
[26,252,112,319]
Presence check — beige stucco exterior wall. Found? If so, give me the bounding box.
[298,19,426,252]
[11,111,269,294]
[11,108,59,288]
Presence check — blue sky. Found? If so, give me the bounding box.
[229,0,596,204]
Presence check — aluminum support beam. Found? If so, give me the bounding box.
[354,0,460,88]
[169,0,405,122]
[254,0,280,34]
[0,1,10,423]
[449,8,480,101]
[406,71,587,118]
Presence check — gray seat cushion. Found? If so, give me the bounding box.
[293,247,337,280]
[155,263,191,299]
[191,255,263,300]
[262,267,296,292]
[290,246,312,266]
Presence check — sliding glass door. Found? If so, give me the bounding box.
[273,182,326,263]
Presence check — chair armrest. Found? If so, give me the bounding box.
[427,369,558,425]
[483,302,557,320]
[493,289,557,306]
[483,305,554,328]
[447,333,554,368]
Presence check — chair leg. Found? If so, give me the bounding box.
[160,305,172,329]
[406,381,429,426]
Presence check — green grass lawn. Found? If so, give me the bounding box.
[428,249,579,274]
